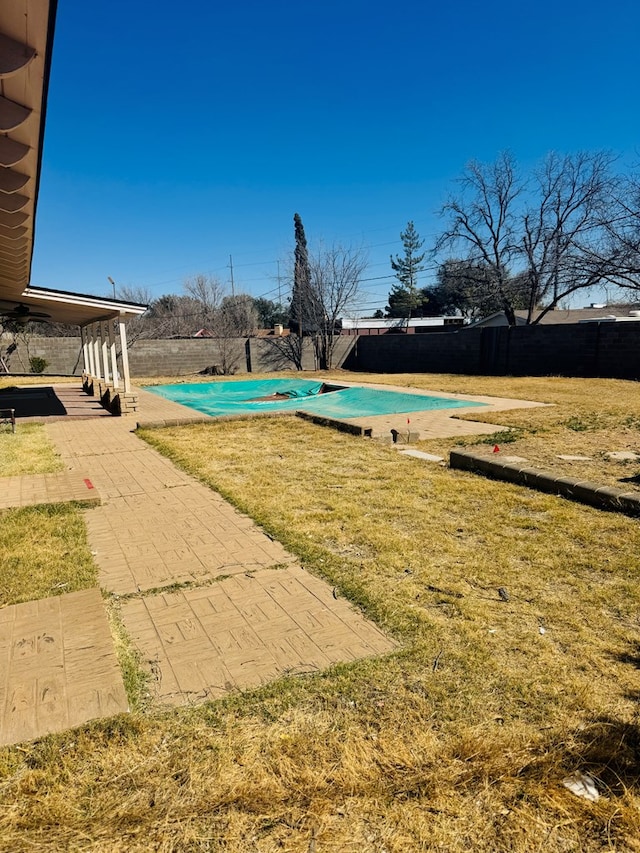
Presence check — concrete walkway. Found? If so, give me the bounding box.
[0,589,128,747]
[40,392,397,722]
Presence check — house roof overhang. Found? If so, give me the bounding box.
[0,0,57,307]
[0,1,148,329]
[23,285,148,326]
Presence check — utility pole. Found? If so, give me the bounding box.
[276,260,282,305]
[229,255,235,297]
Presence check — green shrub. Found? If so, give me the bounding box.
[29,356,49,374]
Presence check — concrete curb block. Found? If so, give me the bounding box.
[295,410,373,437]
[450,449,640,516]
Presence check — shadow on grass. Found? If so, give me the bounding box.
[570,718,640,795]
[613,642,640,669]
[517,716,640,797]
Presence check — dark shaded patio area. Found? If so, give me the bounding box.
[0,384,111,421]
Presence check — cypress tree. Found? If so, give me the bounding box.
[290,213,316,335]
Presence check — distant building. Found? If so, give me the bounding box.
[468,305,640,328]
[340,316,464,335]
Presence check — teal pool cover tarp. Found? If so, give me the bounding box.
[145,379,486,419]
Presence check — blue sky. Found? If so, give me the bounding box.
[31,0,640,315]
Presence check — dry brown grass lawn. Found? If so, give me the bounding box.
[0,504,98,607]
[0,375,73,476]
[1,373,640,851]
[140,370,640,491]
[0,374,77,389]
[0,423,63,476]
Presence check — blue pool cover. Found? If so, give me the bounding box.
[145,378,486,419]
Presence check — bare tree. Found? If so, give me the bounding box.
[437,152,523,324]
[521,151,618,322]
[428,259,530,319]
[436,150,635,324]
[203,294,258,374]
[112,285,155,344]
[308,244,368,369]
[590,170,640,296]
[184,275,225,329]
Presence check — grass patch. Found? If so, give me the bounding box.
[0,423,62,476]
[0,503,98,607]
[105,597,151,713]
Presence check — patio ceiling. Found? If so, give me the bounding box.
[0,1,147,327]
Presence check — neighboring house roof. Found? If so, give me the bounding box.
[469,306,640,328]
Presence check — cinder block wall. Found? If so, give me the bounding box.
[1,334,84,375]
[5,325,639,380]
[0,334,356,377]
[344,323,640,380]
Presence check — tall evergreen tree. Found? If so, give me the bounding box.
[290,213,316,335]
[388,221,426,327]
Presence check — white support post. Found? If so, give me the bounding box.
[81,327,90,374]
[101,321,110,384]
[87,324,96,378]
[118,319,132,393]
[108,319,119,390]
[93,323,102,380]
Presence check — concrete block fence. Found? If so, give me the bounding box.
[2,322,639,381]
[343,322,640,380]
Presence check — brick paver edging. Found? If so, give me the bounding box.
[450,449,640,516]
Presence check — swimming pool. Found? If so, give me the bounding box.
[145,378,486,420]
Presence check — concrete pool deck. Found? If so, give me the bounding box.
[323,380,546,440]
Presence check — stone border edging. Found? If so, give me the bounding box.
[136,416,213,429]
[294,410,372,436]
[449,449,640,516]
[137,410,374,437]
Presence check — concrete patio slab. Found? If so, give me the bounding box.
[85,483,296,594]
[122,565,398,706]
[398,449,445,462]
[0,589,128,746]
[0,470,101,510]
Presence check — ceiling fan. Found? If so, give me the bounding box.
[0,303,51,325]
